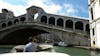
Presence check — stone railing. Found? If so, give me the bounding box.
[0,21,89,36]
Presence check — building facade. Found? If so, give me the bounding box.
[89,0,100,48]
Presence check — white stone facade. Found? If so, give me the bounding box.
[89,0,100,48]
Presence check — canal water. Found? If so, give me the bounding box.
[0,45,100,56]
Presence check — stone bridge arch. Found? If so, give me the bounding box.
[0,26,62,44]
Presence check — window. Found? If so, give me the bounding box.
[91,8,94,20]
[2,23,6,28]
[92,28,95,36]
[57,18,63,27]
[8,21,12,26]
[75,21,83,30]
[20,17,26,22]
[93,40,95,45]
[41,16,47,23]
[49,17,55,25]
[65,20,73,28]
[14,19,19,24]
[86,24,90,32]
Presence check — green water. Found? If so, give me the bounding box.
[54,46,91,56]
[0,45,100,56]
[0,45,14,53]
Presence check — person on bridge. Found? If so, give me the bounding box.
[23,36,41,52]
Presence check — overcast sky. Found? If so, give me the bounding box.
[0,0,89,19]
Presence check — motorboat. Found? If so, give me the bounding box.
[0,52,70,56]
[0,44,70,56]
[10,44,53,52]
[58,41,67,47]
[53,41,67,47]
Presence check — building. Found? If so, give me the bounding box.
[89,0,100,48]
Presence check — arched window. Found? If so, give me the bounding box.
[86,24,90,32]
[14,19,19,24]
[2,23,6,28]
[41,16,47,23]
[57,18,63,27]
[8,21,12,26]
[20,17,26,22]
[49,17,55,25]
[75,21,83,30]
[66,20,73,28]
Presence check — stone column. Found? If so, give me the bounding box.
[46,16,49,25]
[55,18,57,27]
[73,22,75,31]
[84,24,86,32]
[64,20,66,29]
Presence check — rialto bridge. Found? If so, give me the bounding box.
[0,6,90,46]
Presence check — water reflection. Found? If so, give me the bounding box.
[91,51,100,56]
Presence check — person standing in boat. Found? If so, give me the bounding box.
[23,36,41,52]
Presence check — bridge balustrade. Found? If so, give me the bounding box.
[37,22,89,35]
[0,18,89,35]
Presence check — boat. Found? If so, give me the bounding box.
[53,41,67,47]
[0,44,70,56]
[58,41,68,47]
[10,44,53,52]
[0,52,70,56]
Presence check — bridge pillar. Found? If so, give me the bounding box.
[47,16,49,25]
[55,18,57,27]
[64,20,66,29]
[83,23,86,32]
[73,22,75,31]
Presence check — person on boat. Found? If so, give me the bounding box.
[23,36,41,52]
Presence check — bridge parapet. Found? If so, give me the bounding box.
[36,22,89,36]
[0,19,89,36]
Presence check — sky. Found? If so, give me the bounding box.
[0,0,89,19]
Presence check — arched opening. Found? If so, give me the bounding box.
[49,17,55,25]
[75,21,83,30]
[20,17,26,22]
[14,19,19,24]
[8,21,12,26]
[57,18,63,27]
[0,28,48,44]
[41,16,47,23]
[2,23,6,28]
[66,20,73,28]
[34,13,38,20]
[86,24,90,32]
